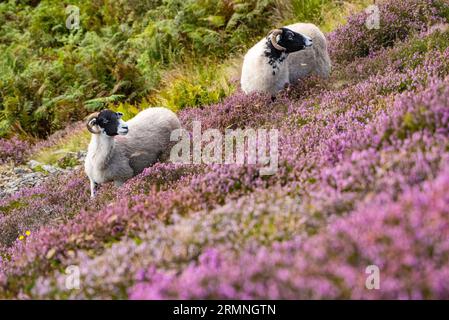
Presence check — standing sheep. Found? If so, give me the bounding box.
[84,107,181,197]
[241,23,331,96]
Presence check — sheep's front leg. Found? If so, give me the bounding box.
[90,178,98,198]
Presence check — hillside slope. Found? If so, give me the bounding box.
[1,0,449,299]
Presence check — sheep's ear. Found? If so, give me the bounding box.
[116,112,123,119]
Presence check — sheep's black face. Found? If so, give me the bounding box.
[277,28,313,53]
[96,110,129,136]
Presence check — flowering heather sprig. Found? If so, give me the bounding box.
[0,163,276,289]
[129,77,449,299]
[328,0,446,63]
[178,91,289,131]
[332,28,449,85]
[122,162,204,196]
[0,170,91,247]
[129,166,449,299]
[0,137,31,165]
[0,164,196,250]
[29,187,307,299]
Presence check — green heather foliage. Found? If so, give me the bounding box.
[0,0,278,138]
[149,59,238,111]
[289,0,332,25]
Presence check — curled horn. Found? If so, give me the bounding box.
[86,113,101,134]
[269,29,286,52]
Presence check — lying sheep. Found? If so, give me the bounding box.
[241,23,331,96]
[84,107,181,197]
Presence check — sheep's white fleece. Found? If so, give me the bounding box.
[240,23,331,95]
[241,38,289,96]
[85,107,180,189]
[285,23,331,82]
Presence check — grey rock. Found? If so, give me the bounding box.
[28,160,42,169]
[42,165,59,174]
[13,167,29,174]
